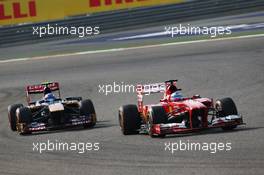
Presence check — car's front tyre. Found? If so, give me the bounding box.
[8,104,23,131]
[118,104,141,135]
[215,97,238,131]
[16,107,33,134]
[80,99,97,128]
[148,106,167,138]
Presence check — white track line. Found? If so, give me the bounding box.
[0,33,264,64]
[112,23,264,41]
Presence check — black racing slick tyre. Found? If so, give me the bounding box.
[16,107,33,134]
[118,104,141,135]
[80,99,97,128]
[148,106,167,138]
[150,106,167,124]
[8,104,23,131]
[215,97,238,130]
[17,107,33,124]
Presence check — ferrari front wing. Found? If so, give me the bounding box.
[151,115,245,135]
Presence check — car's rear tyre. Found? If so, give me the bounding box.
[8,104,23,131]
[118,104,141,135]
[148,106,167,138]
[215,97,238,130]
[16,107,32,134]
[80,99,97,128]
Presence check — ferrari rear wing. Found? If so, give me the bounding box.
[136,80,179,112]
[136,83,165,113]
[136,80,178,95]
[136,83,165,95]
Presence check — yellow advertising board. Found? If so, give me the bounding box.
[65,0,185,16]
[0,0,65,26]
[0,0,185,26]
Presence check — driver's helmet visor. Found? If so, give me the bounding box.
[44,93,56,102]
[170,91,183,100]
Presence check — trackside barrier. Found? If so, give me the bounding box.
[0,0,263,47]
[0,0,186,26]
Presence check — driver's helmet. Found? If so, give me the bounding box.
[166,84,178,95]
[44,93,56,102]
[43,86,52,95]
[170,91,183,101]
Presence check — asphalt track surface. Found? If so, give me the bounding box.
[0,36,264,175]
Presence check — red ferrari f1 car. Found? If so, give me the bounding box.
[8,82,96,134]
[118,80,245,138]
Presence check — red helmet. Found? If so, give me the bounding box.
[166,84,178,95]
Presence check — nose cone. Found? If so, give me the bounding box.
[49,103,64,112]
[182,99,206,110]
